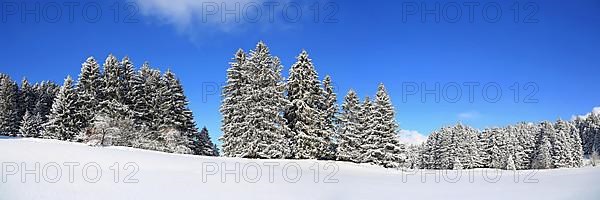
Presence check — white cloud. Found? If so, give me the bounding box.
[593,107,600,114]
[132,0,297,42]
[457,111,481,120]
[398,130,427,145]
[134,0,256,31]
[571,106,600,120]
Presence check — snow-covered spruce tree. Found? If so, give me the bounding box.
[158,70,180,129]
[130,62,163,131]
[448,126,464,169]
[420,130,438,169]
[532,136,553,169]
[435,126,453,169]
[0,74,19,136]
[321,75,338,160]
[76,56,102,129]
[129,62,151,129]
[477,130,491,168]
[76,55,139,144]
[577,113,600,156]
[453,157,463,170]
[159,69,198,153]
[147,69,165,132]
[588,114,600,156]
[359,96,376,163]
[455,123,482,169]
[566,120,584,167]
[404,144,423,169]
[551,119,573,168]
[120,56,136,107]
[514,122,537,169]
[220,49,248,157]
[368,84,405,168]
[213,144,220,156]
[573,116,588,155]
[193,127,217,156]
[235,42,290,158]
[504,125,527,169]
[532,121,555,169]
[427,126,453,169]
[284,50,327,159]
[19,110,42,137]
[180,101,198,153]
[422,123,480,169]
[446,124,476,169]
[336,90,362,162]
[43,76,81,140]
[482,127,507,169]
[422,127,452,169]
[33,81,59,123]
[121,64,196,154]
[506,155,517,170]
[18,78,37,123]
[100,54,124,110]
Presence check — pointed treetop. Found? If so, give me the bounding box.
[163,69,179,83]
[298,49,310,58]
[376,83,391,98]
[456,121,463,127]
[376,83,393,103]
[103,54,119,72]
[235,49,246,61]
[106,54,117,61]
[64,75,73,84]
[323,75,335,93]
[235,48,245,56]
[364,96,372,104]
[201,126,209,133]
[257,40,265,46]
[378,83,386,91]
[21,77,30,86]
[346,89,358,98]
[81,56,99,73]
[141,61,151,69]
[255,41,269,53]
[121,56,135,74]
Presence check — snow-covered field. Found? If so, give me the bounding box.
[1,137,599,200]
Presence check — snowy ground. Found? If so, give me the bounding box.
[1,137,599,200]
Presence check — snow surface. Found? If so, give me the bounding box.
[1,137,599,200]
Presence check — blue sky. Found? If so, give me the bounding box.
[1,0,599,145]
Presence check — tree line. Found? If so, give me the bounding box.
[0,55,218,156]
[417,120,581,170]
[415,111,600,170]
[0,75,58,137]
[220,42,405,168]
